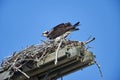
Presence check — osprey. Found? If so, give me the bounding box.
[42,22,80,40]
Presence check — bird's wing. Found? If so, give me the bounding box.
[47,22,79,39]
[47,23,68,39]
[48,22,71,39]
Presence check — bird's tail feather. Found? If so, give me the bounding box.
[73,22,80,27]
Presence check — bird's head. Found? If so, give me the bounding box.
[42,31,49,37]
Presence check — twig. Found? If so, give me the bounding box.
[55,39,63,65]
[94,61,103,80]
[37,47,47,62]
[87,35,92,41]
[14,67,30,78]
[41,40,49,45]
[8,54,20,71]
[84,37,95,45]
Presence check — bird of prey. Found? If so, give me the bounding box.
[42,22,80,41]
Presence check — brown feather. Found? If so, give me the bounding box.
[47,22,80,39]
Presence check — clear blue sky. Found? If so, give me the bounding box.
[0,0,119,80]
